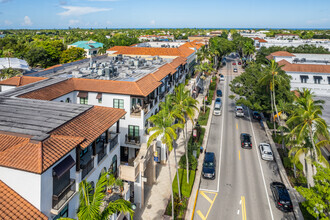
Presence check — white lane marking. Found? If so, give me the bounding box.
[199,188,218,193]
[237,210,240,215]
[248,109,275,220]
[216,66,227,193]
[239,199,242,205]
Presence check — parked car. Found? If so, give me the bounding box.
[238,61,242,65]
[232,62,236,65]
[220,75,225,81]
[216,89,222,97]
[240,133,252,149]
[214,102,222,116]
[202,152,216,179]
[235,106,244,117]
[270,182,293,212]
[252,111,261,120]
[259,143,274,161]
[233,68,238,72]
[215,97,221,104]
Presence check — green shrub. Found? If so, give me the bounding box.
[179,154,197,170]
[165,193,188,219]
[296,161,304,171]
[185,79,188,85]
[197,107,210,126]
[299,203,317,220]
[172,169,196,198]
[283,157,292,169]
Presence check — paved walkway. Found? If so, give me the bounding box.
[133,78,208,220]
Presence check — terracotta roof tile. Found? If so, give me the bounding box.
[52,106,126,149]
[253,37,268,43]
[107,46,194,58]
[278,59,330,74]
[152,63,175,81]
[0,180,48,220]
[0,76,47,87]
[270,51,295,57]
[180,41,204,50]
[43,64,62,70]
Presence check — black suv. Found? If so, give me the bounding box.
[240,133,252,149]
[216,89,222,97]
[270,182,293,212]
[252,111,261,120]
[202,152,216,179]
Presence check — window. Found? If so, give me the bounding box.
[98,98,102,103]
[80,145,90,158]
[113,99,124,109]
[328,77,330,84]
[128,125,139,137]
[80,97,88,104]
[65,98,71,103]
[300,75,309,83]
[314,76,322,84]
[53,205,68,220]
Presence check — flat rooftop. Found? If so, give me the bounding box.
[0,97,92,141]
[29,56,171,82]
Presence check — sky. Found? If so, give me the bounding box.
[0,0,329,29]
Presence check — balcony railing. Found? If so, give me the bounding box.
[119,162,140,182]
[125,134,141,145]
[52,179,76,211]
[109,133,119,152]
[81,158,94,180]
[97,146,107,164]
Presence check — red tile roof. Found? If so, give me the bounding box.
[278,59,330,74]
[0,106,125,173]
[270,51,295,57]
[107,46,194,58]
[52,106,125,149]
[0,180,48,220]
[180,41,204,50]
[0,76,47,87]
[254,37,268,43]
[19,58,185,101]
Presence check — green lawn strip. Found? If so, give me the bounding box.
[197,107,210,126]
[172,168,196,198]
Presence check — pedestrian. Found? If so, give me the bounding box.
[200,146,203,154]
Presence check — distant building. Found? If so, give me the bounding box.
[68,40,104,58]
[240,33,266,39]
[274,34,300,40]
[209,30,222,37]
[188,35,212,44]
[138,35,175,42]
[0,34,5,38]
[253,37,268,49]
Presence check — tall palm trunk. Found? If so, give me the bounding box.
[167,148,175,218]
[270,88,275,135]
[273,76,280,132]
[184,123,190,184]
[173,146,181,201]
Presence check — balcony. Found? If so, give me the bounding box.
[119,161,140,182]
[51,179,76,215]
[125,134,141,145]
[97,146,107,164]
[109,133,119,152]
[81,157,94,180]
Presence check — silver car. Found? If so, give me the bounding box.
[259,143,274,161]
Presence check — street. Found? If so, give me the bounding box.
[194,56,295,220]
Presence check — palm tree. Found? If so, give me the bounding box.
[147,96,184,218]
[242,41,255,61]
[63,171,134,220]
[286,89,330,187]
[0,67,22,80]
[172,84,199,183]
[195,62,214,76]
[196,45,209,63]
[259,60,286,133]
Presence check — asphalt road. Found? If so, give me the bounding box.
[194,56,295,220]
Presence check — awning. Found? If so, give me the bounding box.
[77,91,88,98]
[300,75,309,78]
[96,93,102,99]
[313,76,323,79]
[53,155,75,178]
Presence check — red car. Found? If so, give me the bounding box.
[232,62,236,65]
[238,62,241,65]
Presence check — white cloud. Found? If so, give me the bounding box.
[0,0,12,3]
[22,16,32,26]
[58,6,111,16]
[4,20,12,25]
[69,19,80,26]
[150,20,155,25]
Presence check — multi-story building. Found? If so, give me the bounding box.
[138,35,175,42]
[0,94,127,219]
[274,34,300,40]
[0,54,189,209]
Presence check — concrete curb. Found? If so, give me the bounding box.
[262,120,304,220]
[186,99,215,220]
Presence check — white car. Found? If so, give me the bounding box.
[220,75,225,81]
[235,106,244,117]
[259,143,274,161]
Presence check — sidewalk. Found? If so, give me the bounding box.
[133,79,207,220]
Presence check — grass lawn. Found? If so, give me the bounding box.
[198,107,210,126]
[172,168,196,198]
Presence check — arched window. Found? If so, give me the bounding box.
[66,98,71,103]
[109,155,118,177]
